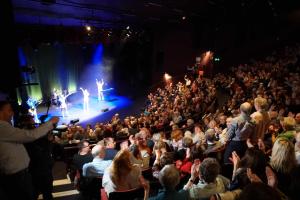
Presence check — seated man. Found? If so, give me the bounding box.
[103,137,118,160]
[183,158,229,200]
[203,129,223,155]
[149,165,189,200]
[72,140,93,171]
[82,144,112,177]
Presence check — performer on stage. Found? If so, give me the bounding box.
[80,87,90,112]
[59,94,68,118]
[26,97,40,123]
[96,78,105,101]
[58,91,75,118]
[52,88,59,106]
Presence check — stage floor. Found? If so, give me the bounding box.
[37,94,133,125]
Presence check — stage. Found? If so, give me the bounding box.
[36,93,133,126]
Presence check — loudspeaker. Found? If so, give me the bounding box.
[101,108,109,112]
[70,118,80,124]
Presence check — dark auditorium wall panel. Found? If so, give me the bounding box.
[0,0,21,96]
[151,26,198,84]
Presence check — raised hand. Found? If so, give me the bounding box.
[129,135,135,145]
[247,168,262,183]
[191,161,201,180]
[246,138,254,148]
[258,139,265,153]
[266,166,277,188]
[229,151,240,167]
[120,140,129,150]
[155,149,161,159]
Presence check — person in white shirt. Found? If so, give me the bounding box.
[82,144,112,177]
[0,101,59,200]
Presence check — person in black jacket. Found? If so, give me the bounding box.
[19,114,55,200]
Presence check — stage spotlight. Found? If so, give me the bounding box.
[164,73,172,81]
[85,25,91,31]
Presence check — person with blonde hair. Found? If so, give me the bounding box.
[270,137,297,194]
[102,149,149,198]
[277,117,296,141]
[250,97,271,144]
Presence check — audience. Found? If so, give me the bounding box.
[223,102,254,164]
[3,43,300,199]
[270,137,297,194]
[238,182,281,200]
[149,165,189,200]
[82,144,112,177]
[183,158,230,200]
[103,137,118,160]
[72,140,93,171]
[250,97,271,145]
[102,149,149,197]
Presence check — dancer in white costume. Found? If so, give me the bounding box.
[80,87,90,112]
[96,78,105,101]
[59,91,75,118]
[26,97,41,123]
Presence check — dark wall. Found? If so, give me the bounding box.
[151,25,199,84]
[0,0,21,96]
[150,11,300,81]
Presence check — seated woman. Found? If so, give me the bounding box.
[131,131,152,168]
[270,137,297,195]
[130,144,144,167]
[102,149,149,197]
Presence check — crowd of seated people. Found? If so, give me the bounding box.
[52,44,300,200]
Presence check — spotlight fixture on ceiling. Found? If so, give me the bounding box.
[85,25,91,31]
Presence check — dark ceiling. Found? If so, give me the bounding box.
[12,0,208,28]
[11,0,300,29]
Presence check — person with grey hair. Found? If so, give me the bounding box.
[82,144,112,177]
[203,129,223,156]
[149,165,189,200]
[223,102,255,164]
[183,158,229,200]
